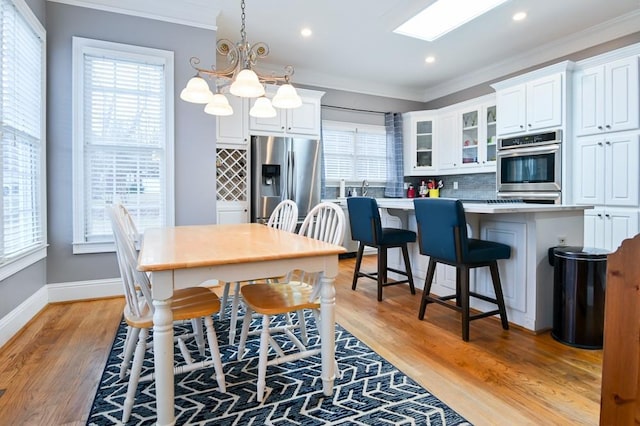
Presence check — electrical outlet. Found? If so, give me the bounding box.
[558,236,567,246]
[453,181,458,190]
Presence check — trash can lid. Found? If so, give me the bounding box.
[553,246,610,260]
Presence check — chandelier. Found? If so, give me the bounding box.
[179,0,302,118]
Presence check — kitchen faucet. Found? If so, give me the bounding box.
[361,179,369,197]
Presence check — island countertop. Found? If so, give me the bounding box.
[373,198,593,214]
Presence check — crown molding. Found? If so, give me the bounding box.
[47,0,219,30]
[421,9,640,102]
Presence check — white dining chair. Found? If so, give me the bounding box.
[222,199,299,344]
[108,205,226,423]
[236,201,345,402]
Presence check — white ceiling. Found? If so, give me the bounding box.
[212,0,640,102]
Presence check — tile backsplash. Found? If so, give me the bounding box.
[406,172,497,200]
[324,172,497,200]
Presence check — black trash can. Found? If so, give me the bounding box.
[549,246,609,349]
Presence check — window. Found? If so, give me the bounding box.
[0,0,47,279]
[72,38,174,254]
[322,121,387,183]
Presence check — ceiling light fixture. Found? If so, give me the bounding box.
[394,0,509,42]
[425,56,435,63]
[301,28,312,37]
[180,0,302,117]
[512,12,527,21]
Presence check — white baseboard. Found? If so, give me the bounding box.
[0,278,124,349]
[47,278,123,303]
[0,286,48,348]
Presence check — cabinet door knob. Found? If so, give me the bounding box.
[605,141,611,145]
[597,125,603,130]
[519,125,524,129]
[605,124,611,129]
[527,123,532,127]
[597,213,603,218]
[605,214,611,218]
[597,142,603,146]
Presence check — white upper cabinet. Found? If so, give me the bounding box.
[496,73,562,135]
[216,95,247,145]
[403,111,437,175]
[575,56,639,136]
[248,89,323,137]
[436,112,458,171]
[574,133,639,206]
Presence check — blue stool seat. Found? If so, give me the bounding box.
[414,198,510,341]
[347,197,416,301]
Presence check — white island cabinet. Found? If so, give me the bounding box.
[375,199,591,333]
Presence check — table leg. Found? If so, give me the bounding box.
[320,274,336,396]
[153,298,175,425]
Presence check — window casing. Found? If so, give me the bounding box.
[0,0,47,280]
[322,120,387,184]
[72,37,174,254]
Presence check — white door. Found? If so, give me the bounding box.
[437,112,459,170]
[526,74,562,131]
[605,208,639,252]
[496,85,526,135]
[287,97,321,136]
[575,66,604,136]
[605,57,639,133]
[216,96,247,145]
[574,136,605,205]
[605,134,640,206]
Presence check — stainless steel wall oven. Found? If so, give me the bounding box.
[496,130,562,203]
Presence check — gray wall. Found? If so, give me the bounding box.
[46,3,217,285]
[301,85,427,126]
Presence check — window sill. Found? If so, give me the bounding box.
[0,246,47,281]
[73,241,116,254]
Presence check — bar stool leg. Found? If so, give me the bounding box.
[352,244,365,291]
[460,265,471,342]
[401,244,416,295]
[377,246,387,301]
[418,258,437,319]
[489,261,510,330]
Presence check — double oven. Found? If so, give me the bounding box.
[496,130,562,204]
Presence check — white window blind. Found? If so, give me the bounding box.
[73,38,174,253]
[323,121,387,183]
[0,0,46,268]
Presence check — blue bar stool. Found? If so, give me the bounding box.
[413,198,510,341]
[347,197,416,301]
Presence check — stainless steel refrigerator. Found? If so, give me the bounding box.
[251,135,322,225]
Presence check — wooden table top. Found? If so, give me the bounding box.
[138,223,346,272]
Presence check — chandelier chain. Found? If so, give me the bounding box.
[240,0,246,42]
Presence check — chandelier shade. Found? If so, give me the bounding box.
[181,0,302,118]
[205,93,234,116]
[249,96,277,118]
[272,84,303,109]
[180,76,214,104]
[229,69,265,98]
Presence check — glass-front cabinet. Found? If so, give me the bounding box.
[459,103,497,171]
[403,111,437,175]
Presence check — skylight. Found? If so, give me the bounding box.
[394,0,509,42]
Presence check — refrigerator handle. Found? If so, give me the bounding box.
[289,151,296,200]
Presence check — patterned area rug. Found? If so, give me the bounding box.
[87,310,471,425]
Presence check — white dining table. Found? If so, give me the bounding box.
[138,223,346,425]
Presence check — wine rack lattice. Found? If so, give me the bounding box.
[216,148,247,201]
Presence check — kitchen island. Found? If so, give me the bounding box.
[371,198,592,333]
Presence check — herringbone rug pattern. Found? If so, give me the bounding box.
[87,309,470,425]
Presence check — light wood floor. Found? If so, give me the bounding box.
[0,256,602,425]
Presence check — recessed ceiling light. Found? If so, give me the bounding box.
[425,56,435,63]
[394,0,509,42]
[512,12,527,21]
[301,28,312,37]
